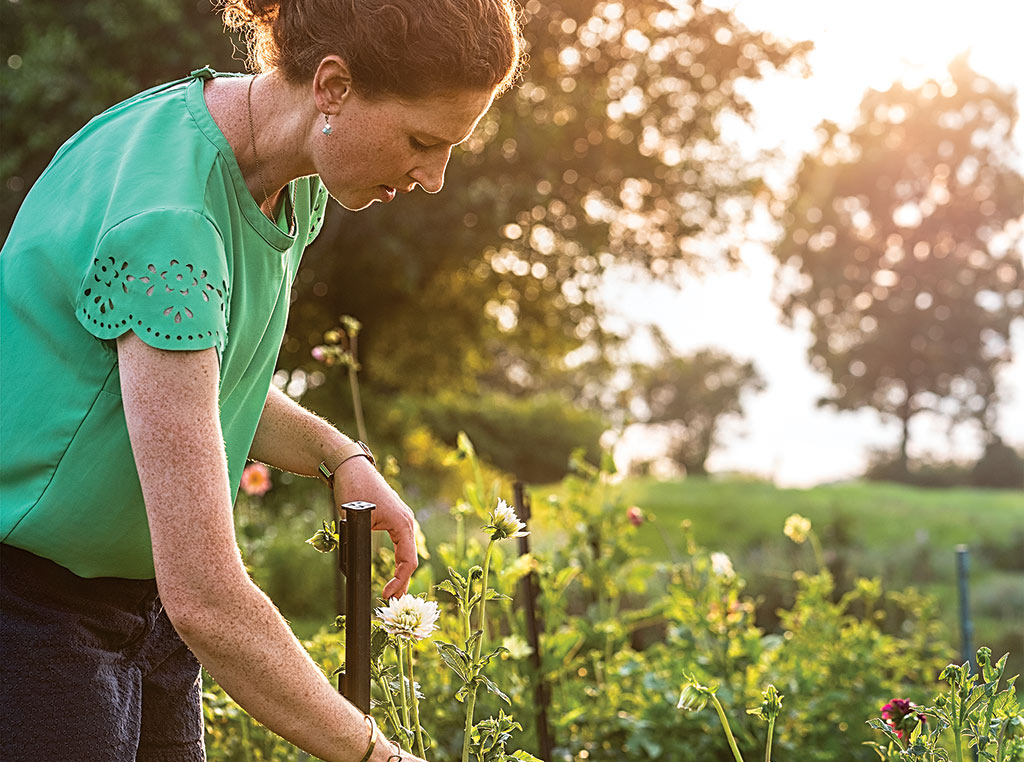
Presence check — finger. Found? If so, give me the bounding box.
[385,514,419,593]
[382,576,404,600]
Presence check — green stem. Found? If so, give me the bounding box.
[456,513,466,560]
[374,669,404,740]
[461,686,479,762]
[710,694,746,762]
[463,573,473,648]
[765,717,775,762]
[461,541,496,762]
[347,335,368,443]
[407,642,426,758]
[951,684,965,762]
[473,541,496,663]
[396,643,411,742]
[808,531,826,574]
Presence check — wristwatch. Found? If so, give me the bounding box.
[317,440,376,488]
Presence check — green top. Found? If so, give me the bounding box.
[0,67,329,579]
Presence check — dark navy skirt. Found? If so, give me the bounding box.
[0,544,205,761]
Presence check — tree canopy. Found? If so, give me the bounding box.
[774,56,1024,468]
[630,335,765,475]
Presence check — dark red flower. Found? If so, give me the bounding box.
[881,699,927,740]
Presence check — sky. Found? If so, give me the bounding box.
[605,0,1024,486]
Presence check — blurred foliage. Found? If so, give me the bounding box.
[774,55,1024,473]
[629,327,765,474]
[1,0,241,225]
[972,437,1024,489]
[863,439,1024,490]
[398,391,606,483]
[209,439,965,761]
[622,475,1024,681]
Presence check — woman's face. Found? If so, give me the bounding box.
[313,88,495,211]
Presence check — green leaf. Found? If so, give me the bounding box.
[434,579,460,600]
[435,641,472,683]
[511,751,543,762]
[478,674,511,704]
[448,566,468,590]
[480,646,510,668]
[466,630,483,657]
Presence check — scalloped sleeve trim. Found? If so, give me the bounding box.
[306,180,329,246]
[75,209,229,359]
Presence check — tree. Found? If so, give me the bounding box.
[774,56,1024,475]
[630,334,764,475]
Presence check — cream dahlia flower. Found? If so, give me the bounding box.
[375,594,440,642]
[486,498,529,540]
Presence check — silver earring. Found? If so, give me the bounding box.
[322,113,333,136]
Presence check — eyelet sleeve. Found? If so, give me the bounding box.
[75,209,229,357]
[306,180,329,246]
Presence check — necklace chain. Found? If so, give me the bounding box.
[246,74,272,212]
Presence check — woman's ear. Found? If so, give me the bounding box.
[313,55,354,114]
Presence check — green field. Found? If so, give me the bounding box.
[528,477,1024,677]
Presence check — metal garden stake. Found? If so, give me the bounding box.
[335,500,375,712]
[514,482,554,761]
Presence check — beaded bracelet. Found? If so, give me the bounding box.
[356,715,378,762]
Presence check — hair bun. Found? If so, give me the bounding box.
[220,0,279,29]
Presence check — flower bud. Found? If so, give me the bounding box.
[341,315,362,338]
[677,683,709,712]
[626,506,644,527]
[748,684,784,722]
[306,521,339,553]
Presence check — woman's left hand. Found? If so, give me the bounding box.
[331,455,417,600]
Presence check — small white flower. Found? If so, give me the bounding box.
[501,634,533,660]
[375,594,440,642]
[487,498,529,540]
[710,552,735,579]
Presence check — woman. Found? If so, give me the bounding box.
[0,1,523,759]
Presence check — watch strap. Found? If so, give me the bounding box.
[317,440,376,488]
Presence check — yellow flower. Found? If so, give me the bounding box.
[784,513,811,544]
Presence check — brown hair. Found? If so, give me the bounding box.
[220,0,524,99]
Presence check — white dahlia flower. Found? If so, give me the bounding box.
[375,594,440,642]
[487,498,529,541]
